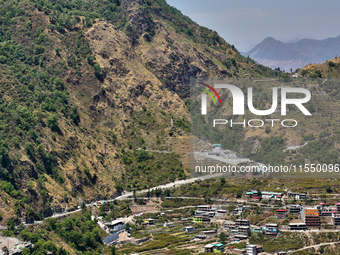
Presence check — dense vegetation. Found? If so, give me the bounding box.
[0,0,193,222]
[2,209,108,254]
[0,0,314,253]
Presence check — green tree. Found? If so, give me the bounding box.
[70,106,80,125]
[7,220,15,231]
[219,232,227,242]
[47,114,59,129]
[27,180,35,191]
[111,245,116,255]
[25,142,35,156]
[54,78,64,90]
[325,184,332,193]
[235,189,242,198]
[2,246,9,255]
[93,63,103,81]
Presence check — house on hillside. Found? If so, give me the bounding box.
[302,208,320,228]
[204,243,224,253]
[287,192,306,200]
[261,191,284,200]
[265,223,279,235]
[276,209,287,219]
[289,223,307,230]
[183,226,194,232]
[104,220,126,232]
[289,205,301,213]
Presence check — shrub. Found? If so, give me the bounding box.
[47,114,59,129]
[34,45,45,54]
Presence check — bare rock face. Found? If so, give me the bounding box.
[85,20,188,117]
[121,0,155,41]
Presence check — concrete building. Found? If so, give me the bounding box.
[238,226,250,235]
[332,213,340,226]
[265,223,279,235]
[105,220,126,232]
[289,205,301,213]
[246,243,263,255]
[195,234,207,240]
[261,191,284,200]
[216,209,227,214]
[287,192,306,200]
[204,244,214,253]
[103,231,119,245]
[214,243,224,252]
[183,226,194,232]
[194,210,206,216]
[234,234,248,240]
[336,203,340,212]
[289,223,307,231]
[302,208,320,228]
[202,229,217,236]
[320,207,334,216]
[204,243,224,253]
[163,222,174,228]
[194,215,210,223]
[246,243,257,255]
[1,240,34,255]
[193,216,202,223]
[196,205,212,211]
[276,209,287,219]
[235,219,250,227]
[202,217,211,223]
[224,221,236,229]
[144,218,154,225]
[251,226,264,233]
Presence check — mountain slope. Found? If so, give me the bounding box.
[245,36,340,71]
[300,57,340,78]
[0,0,279,224]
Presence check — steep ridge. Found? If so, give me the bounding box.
[0,0,276,223]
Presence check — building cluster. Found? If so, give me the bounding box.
[0,239,34,255]
[224,219,250,240]
[245,189,309,201]
[226,243,263,255]
[95,189,340,254]
[204,243,225,253]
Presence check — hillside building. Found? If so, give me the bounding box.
[276,209,287,219]
[265,223,279,235]
[302,208,320,228]
[289,223,307,231]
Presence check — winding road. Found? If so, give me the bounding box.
[23,172,226,225]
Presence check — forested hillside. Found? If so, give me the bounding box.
[0,0,276,224]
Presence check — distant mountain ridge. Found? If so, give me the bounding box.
[244,36,340,71]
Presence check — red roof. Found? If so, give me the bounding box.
[276,209,286,212]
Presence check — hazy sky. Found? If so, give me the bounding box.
[166,0,340,52]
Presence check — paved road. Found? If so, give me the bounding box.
[113,172,226,201]
[23,173,226,225]
[283,134,333,151]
